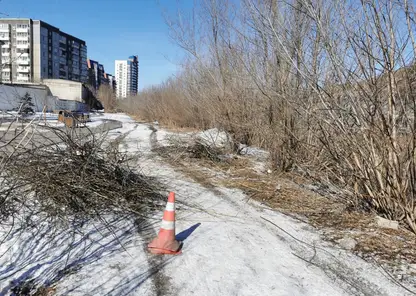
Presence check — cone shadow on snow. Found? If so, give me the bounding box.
[176,223,201,242]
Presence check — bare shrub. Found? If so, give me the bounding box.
[119,76,212,129]
[98,84,117,112]
[118,0,416,233]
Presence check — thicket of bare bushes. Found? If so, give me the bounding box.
[119,0,416,233]
[98,84,117,111]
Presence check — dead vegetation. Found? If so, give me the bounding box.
[0,115,164,294]
[97,84,117,112]
[118,0,416,235]
[152,132,416,285]
[0,119,163,225]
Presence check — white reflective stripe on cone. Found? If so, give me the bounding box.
[161,220,175,230]
[165,202,175,212]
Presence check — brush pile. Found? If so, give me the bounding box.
[0,123,163,225]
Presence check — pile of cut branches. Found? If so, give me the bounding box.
[0,122,164,225]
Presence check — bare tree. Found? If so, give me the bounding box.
[121,0,416,232]
[98,84,117,111]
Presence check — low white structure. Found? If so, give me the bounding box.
[0,84,49,111]
[0,81,90,112]
[42,79,86,102]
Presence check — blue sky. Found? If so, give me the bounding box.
[0,0,188,90]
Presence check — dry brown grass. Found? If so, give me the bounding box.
[154,141,416,267]
[116,0,416,234]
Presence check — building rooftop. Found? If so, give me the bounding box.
[0,18,86,45]
[0,18,31,21]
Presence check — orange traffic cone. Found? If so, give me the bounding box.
[148,192,182,255]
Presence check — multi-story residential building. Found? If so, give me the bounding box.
[115,60,127,98]
[0,18,87,84]
[87,58,106,91]
[105,73,117,91]
[0,40,4,82]
[115,55,138,99]
[87,58,117,93]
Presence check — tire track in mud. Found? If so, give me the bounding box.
[147,124,403,296]
[112,123,174,296]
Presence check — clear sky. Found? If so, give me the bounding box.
[0,0,187,90]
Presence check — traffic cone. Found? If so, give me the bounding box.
[148,192,182,255]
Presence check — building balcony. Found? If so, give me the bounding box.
[16,35,29,41]
[16,28,29,33]
[0,28,10,33]
[16,43,30,49]
[2,52,10,56]
[17,59,30,65]
[0,35,10,41]
[1,67,11,72]
[16,77,30,82]
[1,42,10,48]
[18,52,29,57]
[17,67,30,73]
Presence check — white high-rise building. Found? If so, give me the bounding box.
[115,55,138,99]
[115,60,127,98]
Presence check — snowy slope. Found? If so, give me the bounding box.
[60,114,410,296]
[0,113,412,295]
[119,117,411,296]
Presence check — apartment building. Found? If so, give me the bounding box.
[105,73,117,91]
[0,40,4,81]
[115,55,138,99]
[87,58,117,93]
[87,58,106,90]
[0,18,87,84]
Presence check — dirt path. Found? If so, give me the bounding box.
[137,123,412,296]
[106,121,173,296]
[31,114,412,295]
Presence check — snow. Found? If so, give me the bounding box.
[194,128,231,149]
[0,113,119,132]
[0,214,155,295]
[0,113,413,295]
